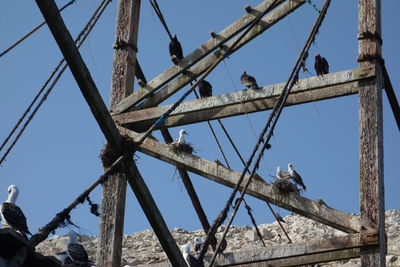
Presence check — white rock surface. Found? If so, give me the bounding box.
[36,210,400,266]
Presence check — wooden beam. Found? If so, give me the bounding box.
[358,0,385,266]
[112,0,305,114]
[212,234,372,266]
[114,68,375,132]
[382,64,400,131]
[111,0,287,114]
[98,0,140,266]
[34,1,187,266]
[119,127,361,233]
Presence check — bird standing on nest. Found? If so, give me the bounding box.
[175,129,188,144]
[0,185,31,238]
[276,166,291,180]
[57,231,94,266]
[288,163,307,191]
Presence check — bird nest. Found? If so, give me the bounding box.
[271,179,300,195]
[169,142,194,154]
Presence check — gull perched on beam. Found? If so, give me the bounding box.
[0,185,31,238]
[57,231,94,266]
[276,166,291,180]
[288,163,307,191]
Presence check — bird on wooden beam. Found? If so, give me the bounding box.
[198,80,212,98]
[240,70,259,90]
[181,244,204,267]
[169,34,184,64]
[288,163,307,191]
[276,166,291,180]
[175,129,188,144]
[56,231,94,266]
[0,185,31,238]
[314,53,329,76]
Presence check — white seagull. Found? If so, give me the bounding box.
[175,129,188,144]
[181,244,203,267]
[276,166,291,180]
[0,185,31,237]
[57,231,94,266]
[288,163,307,191]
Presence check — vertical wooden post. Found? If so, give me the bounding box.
[97,1,140,266]
[358,0,385,266]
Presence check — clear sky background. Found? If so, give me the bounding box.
[0,0,399,239]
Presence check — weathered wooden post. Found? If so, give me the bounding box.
[97,0,141,266]
[358,0,386,266]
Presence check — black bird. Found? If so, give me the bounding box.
[240,70,259,89]
[314,53,329,76]
[288,163,307,191]
[169,34,184,62]
[0,185,31,238]
[198,80,212,98]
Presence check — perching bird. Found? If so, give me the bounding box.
[198,80,212,98]
[276,213,286,223]
[276,166,291,180]
[314,53,329,76]
[0,185,31,238]
[240,70,259,89]
[57,231,94,266]
[169,34,184,62]
[194,237,203,254]
[175,129,188,144]
[181,244,204,267]
[288,163,307,191]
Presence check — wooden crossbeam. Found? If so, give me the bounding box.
[119,127,361,233]
[34,1,187,266]
[212,234,373,266]
[114,67,375,132]
[112,0,305,114]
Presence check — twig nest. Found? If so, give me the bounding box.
[169,142,194,154]
[271,179,300,195]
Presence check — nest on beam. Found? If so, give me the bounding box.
[169,142,194,155]
[271,179,300,195]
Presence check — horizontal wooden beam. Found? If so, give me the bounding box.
[112,0,305,114]
[112,0,286,114]
[114,68,375,132]
[212,234,370,266]
[119,127,361,233]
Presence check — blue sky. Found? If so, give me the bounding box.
[0,0,399,239]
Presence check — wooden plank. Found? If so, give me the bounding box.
[111,0,287,114]
[212,234,369,266]
[113,0,305,114]
[119,127,361,233]
[114,68,375,132]
[358,0,385,266]
[98,0,140,266]
[34,1,187,266]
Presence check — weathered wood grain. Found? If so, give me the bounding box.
[114,68,375,132]
[358,0,385,266]
[112,0,305,114]
[119,127,361,233]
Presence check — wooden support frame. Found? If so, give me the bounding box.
[114,68,375,132]
[112,0,305,114]
[119,127,361,234]
[34,1,187,266]
[358,0,386,266]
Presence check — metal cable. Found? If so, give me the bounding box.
[0,0,76,59]
[207,0,331,264]
[0,0,110,165]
